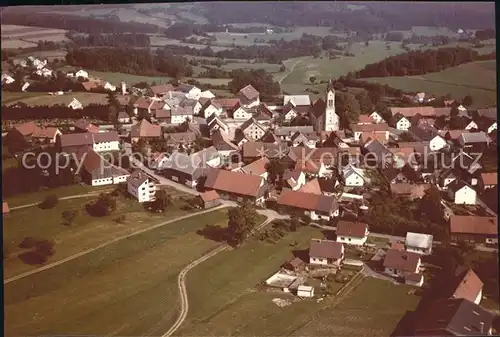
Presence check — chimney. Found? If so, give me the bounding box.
[121,81,126,95]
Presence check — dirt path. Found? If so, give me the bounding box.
[4,205,230,285]
[9,191,112,211]
[159,218,273,337]
[278,60,302,85]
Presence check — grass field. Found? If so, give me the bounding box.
[12,50,67,63]
[4,208,233,337]
[2,91,47,105]
[1,24,69,47]
[88,70,173,86]
[364,60,497,108]
[4,91,109,107]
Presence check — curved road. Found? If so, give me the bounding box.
[278,60,302,85]
[160,218,273,337]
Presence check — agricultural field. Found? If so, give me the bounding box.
[4,208,235,337]
[86,71,173,86]
[12,50,68,63]
[364,60,497,108]
[4,92,109,107]
[150,36,230,51]
[1,24,69,47]
[188,77,231,86]
[2,91,46,105]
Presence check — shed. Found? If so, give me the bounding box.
[198,190,221,209]
[297,285,314,298]
[282,257,304,271]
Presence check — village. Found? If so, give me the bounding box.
[2,54,499,336]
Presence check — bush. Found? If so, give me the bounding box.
[39,194,58,209]
[114,214,126,224]
[18,236,40,249]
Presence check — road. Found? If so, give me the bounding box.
[4,204,230,285]
[9,191,112,210]
[160,217,275,337]
[278,60,302,85]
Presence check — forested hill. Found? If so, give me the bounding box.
[352,47,496,78]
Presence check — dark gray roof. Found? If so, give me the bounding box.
[274,126,314,136]
[461,131,490,144]
[409,125,441,142]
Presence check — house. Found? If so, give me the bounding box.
[149,83,175,98]
[459,132,490,153]
[350,123,390,142]
[164,132,197,149]
[200,90,216,99]
[68,98,83,110]
[356,115,376,125]
[171,105,194,124]
[390,106,451,119]
[448,180,477,205]
[117,111,131,124]
[413,92,432,103]
[283,94,311,107]
[408,125,447,151]
[342,164,368,187]
[448,267,484,304]
[212,98,240,115]
[199,99,223,119]
[480,172,497,191]
[449,215,497,244]
[405,232,433,255]
[438,169,459,189]
[294,159,329,178]
[230,102,254,120]
[274,126,315,141]
[238,84,260,108]
[58,131,120,154]
[130,119,162,143]
[413,298,495,336]
[133,97,169,115]
[66,69,89,79]
[277,189,339,221]
[282,257,305,272]
[370,111,385,123]
[240,157,270,179]
[155,109,172,124]
[197,190,222,209]
[283,169,306,191]
[260,130,281,144]
[21,81,30,92]
[211,130,239,157]
[177,83,201,100]
[31,127,62,144]
[335,221,369,246]
[148,152,169,170]
[2,73,15,84]
[78,149,130,186]
[281,103,299,121]
[127,170,157,203]
[383,165,420,184]
[308,239,344,267]
[240,117,268,141]
[290,131,318,148]
[161,152,206,188]
[392,113,412,131]
[390,183,430,200]
[73,119,100,133]
[3,202,10,215]
[383,249,423,286]
[253,107,272,125]
[7,121,39,142]
[207,113,229,134]
[203,168,268,204]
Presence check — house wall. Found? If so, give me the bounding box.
[430,136,447,151]
[405,276,424,287]
[396,118,411,131]
[203,198,221,209]
[171,114,192,124]
[93,140,120,152]
[233,108,253,120]
[162,168,197,188]
[487,122,497,134]
[465,121,478,130]
[370,112,384,123]
[243,124,266,141]
[91,177,114,186]
[336,235,367,246]
[203,105,221,118]
[309,256,328,265]
[345,173,365,187]
[113,175,129,184]
[450,186,477,205]
[406,245,432,255]
[474,288,483,305]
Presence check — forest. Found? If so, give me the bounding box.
[353,47,496,78]
[67,32,151,48]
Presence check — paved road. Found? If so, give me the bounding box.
[4,204,230,285]
[278,60,302,85]
[161,217,275,337]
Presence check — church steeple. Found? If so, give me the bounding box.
[324,80,339,132]
[326,79,335,93]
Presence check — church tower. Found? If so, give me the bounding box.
[324,80,339,131]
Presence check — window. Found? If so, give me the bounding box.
[348,238,351,241]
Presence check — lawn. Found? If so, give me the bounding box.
[2,91,47,105]
[364,60,497,108]
[1,24,69,44]
[3,192,196,279]
[4,92,109,107]
[4,208,234,337]
[87,70,173,86]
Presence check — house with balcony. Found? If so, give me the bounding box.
[127,170,157,203]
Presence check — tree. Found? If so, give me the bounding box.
[336,91,361,129]
[419,185,444,224]
[309,76,316,84]
[39,195,59,209]
[87,193,117,216]
[398,132,416,142]
[462,95,473,107]
[62,210,77,226]
[265,159,285,184]
[150,188,173,212]
[227,201,259,246]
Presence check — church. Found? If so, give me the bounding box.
[308,80,340,133]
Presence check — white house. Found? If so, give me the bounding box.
[35,68,52,78]
[177,84,202,100]
[405,232,433,255]
[336,221,369,246]
[127,170,157,203]
[342,164,367,187]
[76,69,89,79]
[282,104,298,121]
[429,134,447,151]
[297,285,314,298]
[200,90,216,99]
[68,98,83,110]
[309,239,344,267]
[448,181,477,205]
[170,105,194,124]
[92,133,120,152]
[395,115,411,131]
[232,104,254,120]
[2,74,15,84]
[238,84,260,108]
[278,189,340,221]
[21,82,30,92]
[207,114,229,134]
[200,100,223,118]
[370,111,385,123]
[283,170,306,191]
[103,81,116,92]
[79,149,130,186]
[383,249,423,286]
[465,120,478,131]
[240,117,268,141]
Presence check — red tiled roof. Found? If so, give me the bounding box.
[336,221,368,238]
[390,107,452,118]
[452,268,484,303]
[278,189,337,213]
[150,84,175,95]
[350,123,389,132]
[130,119,161,138]
[383,249,420,272]
[298,178,322,195]
[14,121,38,136]
[309,239,343,259]
[32,127,60,139]
[238,84,260,101]
[199,190,220,203]
[358,115,375,124]
[481,172,497,185]
[241,157,269,176]
[449,216,497,235]
[213,98,240,109]
[204,168,265,198]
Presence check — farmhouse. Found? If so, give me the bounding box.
[405,232,433,255]
[370,111,385,123]
[207,113,229,134]
[240,117,268,141]
[130,119,161,143]
[447,181,477,205]
[58,131,120,154]
[335,221,369,246]
[294,159,328,178]
[238,84,260,108]
[210,130,239,157]
[203,168,268,204]
[230,102,254,120]
[127,170,157,203]
[68,98,83,110]
[117,111,131,124]
[459,132,490,153]
[449,215,497,244]
[283,169,306,191]
[161,152,206,188]
[342,164,368,187]
[290,131,318,148]
[408,125,447,151]
[149,83,175,98]
[277,189,339,221]
[73,119,100,133]
[413,298,495,336]
[240,157,269,179]
[480,172,497,191]
[392,113,412,131]
[199,99,223,118]
[177,83,202,100]
[78,149,129,186]
[308,239,344,267]
[32,127,62,144]
[448,267,484,305]
[274,126,315,141]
